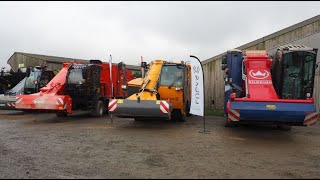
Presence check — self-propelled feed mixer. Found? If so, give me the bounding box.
[15,60,134,117]
[108,60,191,121]
[222,45,318,128]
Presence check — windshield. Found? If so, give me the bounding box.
[159,65,184,87]
[5,77,26,95]
[67,69,85,84]
[25,69,41,89]
[282,51,316,99]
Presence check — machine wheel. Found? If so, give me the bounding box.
[103,100,108,115]
[134,117,145,121]
[186,101,191,117]
[91,100,104,117]
[56,112,68,117]
[224,116,238,127]
[276,125,292,131]
[180,112,186,122]
[171,110,186,122]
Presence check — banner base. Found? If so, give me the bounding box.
[198,130,210,134]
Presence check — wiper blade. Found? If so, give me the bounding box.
[169,76,182,88]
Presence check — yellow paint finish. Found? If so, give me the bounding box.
[127,60,165,101]
[158,86,183,110]
[127,91,158,100]
[128,78,143,86]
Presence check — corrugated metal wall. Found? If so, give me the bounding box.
[204,18,320,111]
[8,53,47,72]
[203,59,224,110]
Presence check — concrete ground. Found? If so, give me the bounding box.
[0,110,319,179]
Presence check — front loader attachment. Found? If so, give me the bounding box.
[15,94,72,113]
[108,99,173,119]
[227,99,318,126]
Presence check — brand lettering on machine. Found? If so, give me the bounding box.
[249,80,272,84]
[33,98,45,104]
[193,66,200,104]
[249,70,269,79]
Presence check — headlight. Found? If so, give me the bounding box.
[121,85,127,89]
[79,81,83,85]
[306,93,311,98]
[175,87,183,91]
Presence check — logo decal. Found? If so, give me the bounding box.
[249,70,269,79]
[266,105,276,110]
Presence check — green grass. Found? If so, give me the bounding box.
[205,109,225,117]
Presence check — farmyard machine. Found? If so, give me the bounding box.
[0,66,55,110]
[108,60,191,121]
[15,60,134,117]
[222,45,318,129]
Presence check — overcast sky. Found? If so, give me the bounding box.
[0,1,320,70]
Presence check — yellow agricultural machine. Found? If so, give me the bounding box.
[108,60,191,121]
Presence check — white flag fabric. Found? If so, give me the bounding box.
[189,57,204,116]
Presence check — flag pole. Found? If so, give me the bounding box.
[141,56,144,78]
[190,55,209,133]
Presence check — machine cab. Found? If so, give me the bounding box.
[66,64,102,96]
[157,62,190,112]
[271,45,318,99]
[24,66,55,94]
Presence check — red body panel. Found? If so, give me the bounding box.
[244,51,278,100]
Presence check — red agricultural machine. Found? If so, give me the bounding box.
[222,45,319,130]
[15,60,134,117]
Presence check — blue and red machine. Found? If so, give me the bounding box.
[222,45,319,128]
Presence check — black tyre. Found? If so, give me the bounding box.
[224,116,238,127]
[180,112,186,122]
[56,112,68,117]
[91,100,104,117]
[186,101,191,117]
[171,110,186,122]
[276,125,292,131]
[134,117,145,121]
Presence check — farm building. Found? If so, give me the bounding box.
[203,14,320,111]
[7,52,141,73]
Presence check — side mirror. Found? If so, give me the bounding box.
[82,68,88,79]
[222,55,227,64]
[221,64,227,70]
[316,62,319,69]
[118,62,123,70]
[141,62,147,68]
[26,67,31,77]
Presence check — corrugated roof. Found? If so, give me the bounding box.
[13,52,88,63]
[10,52,141,70]
[202,14,320,65]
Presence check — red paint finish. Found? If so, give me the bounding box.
[243,51,278,100]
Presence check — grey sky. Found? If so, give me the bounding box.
[0,1,320,70]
